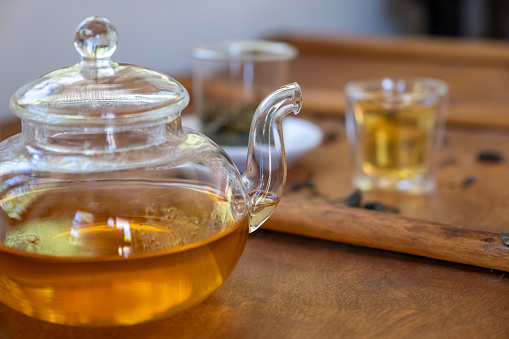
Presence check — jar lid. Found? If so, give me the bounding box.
[192,40,298,61]
[10,17,189,125]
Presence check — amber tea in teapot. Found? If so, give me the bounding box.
[1,182,248,325]
[0,16,301,326]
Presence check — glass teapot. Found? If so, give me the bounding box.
[0,17,301,326]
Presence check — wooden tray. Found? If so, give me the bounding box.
[252,34,509,271]
[274,34,509,130]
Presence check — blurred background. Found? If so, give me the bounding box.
[0,0,507,124]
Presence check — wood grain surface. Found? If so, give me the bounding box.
[275,34,509,130]
[1,230,508,339]
[276,34,509,66]
[280,118,509,233]
[265,199,509,272]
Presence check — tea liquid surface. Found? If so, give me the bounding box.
[355,99,436,180]
[0,182,248,326]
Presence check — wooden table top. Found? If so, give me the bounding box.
[1,34,509,338]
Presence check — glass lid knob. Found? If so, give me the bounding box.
[74,16,118,59]
[10,16,189,124]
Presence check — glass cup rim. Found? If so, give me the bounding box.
[191,40,298,62]
[345,77,449,99]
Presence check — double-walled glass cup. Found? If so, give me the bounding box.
[345,78,448,194]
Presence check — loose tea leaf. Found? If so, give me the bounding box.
[322,130,340,144]
[343,190,362,208]
[363,201,400,214]
[477,150,503,163]
[499,233,509,246]
[201,100,261,146]
[289,173,315,192]
[461,175,476,188]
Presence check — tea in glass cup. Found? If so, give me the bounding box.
[345,78,448,193]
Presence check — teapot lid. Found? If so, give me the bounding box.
[10,17,189,125]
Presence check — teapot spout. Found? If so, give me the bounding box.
[241,82,302,232]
